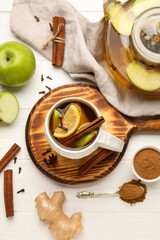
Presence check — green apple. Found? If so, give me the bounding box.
[0,91,19,124]
[0,41,36,86]
[75,130,98,148]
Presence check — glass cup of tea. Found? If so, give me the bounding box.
[45,97,124,159]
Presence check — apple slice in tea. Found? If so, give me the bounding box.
[51,109,61,132]
[127,60,160,91]
[75,130,98,148]
[0,91,19,123]
[109,2,135,36]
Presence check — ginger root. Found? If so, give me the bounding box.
[35,191,83,240]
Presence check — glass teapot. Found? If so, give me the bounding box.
[103,0,160,95]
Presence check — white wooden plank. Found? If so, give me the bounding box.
[0,1,160,240]
[0,0,12,11]
[66,0,103,12]
[0,0,104,12]
[0,212,159,240]
[0,12,10,26]
[0,159,160,215]
[77,12,104,21]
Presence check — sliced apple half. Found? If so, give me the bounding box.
[126,60,160,91]
[75,130,98,148]
[109,3,135,35]
[132,0,160,17]
[0,91,19,124]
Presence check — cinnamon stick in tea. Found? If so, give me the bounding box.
[52,16,65,66]
[0,143,21,173]
[60,116,105,146]
[4,170,14,217]
[79,149,114,175]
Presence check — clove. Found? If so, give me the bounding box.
[41,74,44,82]
[49,23,53,32]
[59,125,68,132]
[34,16,40,22]
[14,157,17,164]
[39,91,46,94]
[18,167,22,174]
[17,189,25,194]
[45,85,51,91]
[42,148,51,156]
[46,75,52,80]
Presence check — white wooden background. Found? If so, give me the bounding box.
[0,0,160,239]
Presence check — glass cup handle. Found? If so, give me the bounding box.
[97,129,124,152]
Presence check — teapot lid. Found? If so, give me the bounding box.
[132,8,160,64]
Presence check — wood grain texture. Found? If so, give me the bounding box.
[25,83,160,185]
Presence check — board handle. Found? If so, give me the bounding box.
[135,118,160,132]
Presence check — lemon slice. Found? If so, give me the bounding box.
[53,104,80,138]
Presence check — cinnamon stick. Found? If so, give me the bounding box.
[60,116,105,146]
[0,143,21,173]
[79,149,114,175]
[52,16,65,66]
[4,170,14,217]
[52,16,58,65]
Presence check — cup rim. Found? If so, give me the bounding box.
[45,97,102,155]
[132,146,160,183]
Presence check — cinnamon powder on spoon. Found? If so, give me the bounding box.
[118,180,147,204]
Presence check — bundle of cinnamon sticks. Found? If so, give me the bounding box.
[52,16,65,66]
[42,16,65,66]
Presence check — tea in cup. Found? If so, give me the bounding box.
[45,97,124,159]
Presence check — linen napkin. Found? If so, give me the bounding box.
[10,0,160,117]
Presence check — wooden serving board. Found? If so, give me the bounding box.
[26,83,160,185]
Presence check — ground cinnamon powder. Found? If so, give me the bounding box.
[134,148,160,180]
[119,180,147,205]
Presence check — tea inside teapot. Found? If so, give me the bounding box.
[103,0,160,94]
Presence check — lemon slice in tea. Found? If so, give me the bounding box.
[53,104,80,138]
